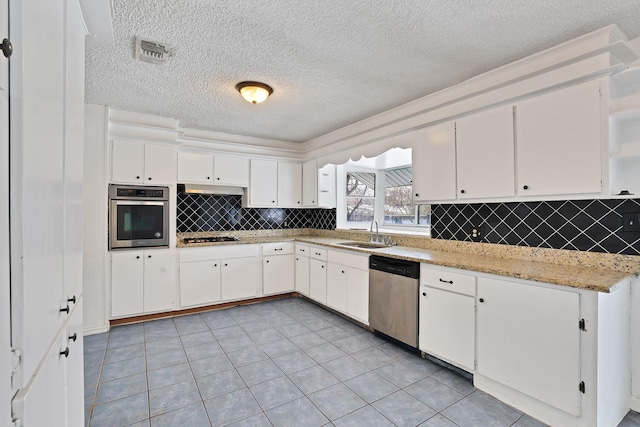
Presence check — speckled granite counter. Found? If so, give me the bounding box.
[177,230,639,293]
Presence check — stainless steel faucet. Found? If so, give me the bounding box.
[370,220,379,243]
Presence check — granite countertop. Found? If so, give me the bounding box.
[176,233,637,293]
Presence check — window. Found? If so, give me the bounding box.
[346,172,376,223]
[383,167,430,228]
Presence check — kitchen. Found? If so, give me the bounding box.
[4,1,640,427]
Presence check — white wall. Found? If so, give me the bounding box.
[83,104,108,334]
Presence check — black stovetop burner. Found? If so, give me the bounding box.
[183,236,240,244]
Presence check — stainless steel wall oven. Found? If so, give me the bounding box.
[109,184,169,249]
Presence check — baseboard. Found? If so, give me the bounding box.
[630,395,640,412]
[83,324,110,336]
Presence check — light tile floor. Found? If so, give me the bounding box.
[84,297,640,427]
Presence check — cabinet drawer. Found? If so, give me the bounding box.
[421,266,476,296]
[295,244,310,256]
[309,246,328,261]
[327,249,369,270]
[262,242,294,256]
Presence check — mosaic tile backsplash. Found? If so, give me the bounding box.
[431,199,640,256]
[177,193,336,232]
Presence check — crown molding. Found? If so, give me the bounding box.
[301,25,638,158]
[108,108,180,143]
[180,128,301,154]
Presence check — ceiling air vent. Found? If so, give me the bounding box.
[134,37,170,65]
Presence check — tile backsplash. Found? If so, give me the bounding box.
[431,198,640,256]
[177,193,336,232]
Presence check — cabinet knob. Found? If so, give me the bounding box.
[69,333,77,342]
[136,176,140,179]
[136,256,140,259]
[68,295,76,304]
[422,292,426,297]
[321,265,324,269]
[479,298,485,303]
[148,255,152,258]
[60,305,70,314]
[415,193,419,197]
[297,201,300,204]
[296,257,299,261]
[272,201,275,204]
[1,38,13,58]
[214,263,218,267]
[207,177,210,180]
[148,177,152,181]
[60,347,70,358]
[523,185,529,190]
[224,263,228,267]
[217,177,220,180]
[341,270,345,274]
[266,260,270,263]
[460,189,465,194]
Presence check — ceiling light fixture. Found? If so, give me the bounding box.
[236,81,273,104]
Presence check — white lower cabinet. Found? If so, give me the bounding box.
[309,258,327,304]
[295,253,310,296]
[262,242,295,295]
[476,276,581,416]
[326,250,369,324]
[419,266,476,371]
[345,267,368,324]
[179,260,221,308]
[111,249,176,318]
[327,263,348,312]
[221,257,259,301]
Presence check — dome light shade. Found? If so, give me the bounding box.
[236,81,273,104]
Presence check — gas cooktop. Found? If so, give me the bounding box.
[182,236,240,244]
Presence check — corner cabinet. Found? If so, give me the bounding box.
[112,140,176,185]
[476,276,581,416]
[111,249,176,318]
[412,122,457,202]
[515,80,602,197]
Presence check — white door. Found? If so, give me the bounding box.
[516,80,602,196]
[143,250,175,313]
[277,162,302,207]
[309,259,327,304]
[111,251,144,317]
[214,156,249,186]
[326,263,347,312]
[0,0,11,422]
[456,105,515,199]
[179,260,221,308]
[221,257,259,301]
[411,122,457,202]
[346,268,369,324]
[476,277,581,415]
[263,255,295,295]
[295,255,310,296]
[177,152,213,183]
[144,144,175,185]
[112,139,144,183]
[302,160,317,206]
[249,159,278,206]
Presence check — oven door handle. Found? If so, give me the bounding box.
[113,200,166,206]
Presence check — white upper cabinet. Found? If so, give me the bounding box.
[278,162,303,207]
[318,164,337,208]
[112,140,175,184]
[177,152,213,183]
[456,105,515,199]
[516,80,602,197]
[302,160,318,206]
[249,159,278,206]
[213,156,249,186]
[412,122,457,202]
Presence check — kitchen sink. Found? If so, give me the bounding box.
[335,241,388,249]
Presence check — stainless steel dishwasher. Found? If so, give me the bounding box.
[369,255,420,347]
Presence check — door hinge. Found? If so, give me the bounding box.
[579,381,586,393]
[579,319,586,331]
[11,348,22,389]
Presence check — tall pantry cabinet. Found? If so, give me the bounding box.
[8,0,87,426]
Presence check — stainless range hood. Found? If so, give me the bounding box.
[181,184,245,196]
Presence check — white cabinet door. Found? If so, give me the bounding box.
[221,257,259,301]
[419,287,475,370]
[346,268,369,324]
[177,152,213,183]
[249,159,278,206]
[412,122,457,202]
[263,255,295,295]
[476,277,581,415]
[112,140,145,183]
[302,160,317,206]
[65,298,84,427]
[295,255,310,296]
[516,80,602,197]
[179,260,221,308]
[327,263,348,312]
[143,250,175,313]
[318,164,337,208]
[278,162,303,207]
[111,251,144,317]
[214,156,249,186]
[144,144,175,185]
[456,105,515,199]
[309,259,327,304]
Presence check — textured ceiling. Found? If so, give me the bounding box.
[85,0,640,143]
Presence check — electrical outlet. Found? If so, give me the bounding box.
[470,224,484,242]
[622,213,640,232]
